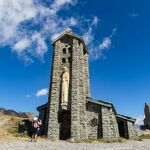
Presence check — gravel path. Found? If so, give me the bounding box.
[0,139,150,150]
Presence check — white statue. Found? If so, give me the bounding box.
[61,67,69,105]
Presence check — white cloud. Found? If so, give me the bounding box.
[36,88,48,97]
[82,15,117,60]
[0,0,36,43]
[50,0,77,15]
[82,16,98,45]
[82,27,94,45]
[110,27,117,38]
[91,16,99,27]
[0,0,77,64]
[135,115,144,125]
[13,38,31,53]
[99,37,111,50]
[68,17,78,26]
[90,28,117,59]
[128,12,139,18]
[31,32,48,61]
[81,15,117,60]
[0,0,115,63]
[51,32,62,41]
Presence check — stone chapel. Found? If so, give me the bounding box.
[37,28,137,141]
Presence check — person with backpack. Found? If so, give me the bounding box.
[31,117,42,142]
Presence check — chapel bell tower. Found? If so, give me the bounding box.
[46,28,90,140]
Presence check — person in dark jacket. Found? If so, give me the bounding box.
[31,117,42,142]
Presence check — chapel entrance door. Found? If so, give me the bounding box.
[59,111,71,140]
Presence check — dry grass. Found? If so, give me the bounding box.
[0,114,48,142]
[0,114,30,141]
[139,134,150,139]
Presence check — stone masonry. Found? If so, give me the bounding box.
[37,28,138,141]
[46,40,61,140]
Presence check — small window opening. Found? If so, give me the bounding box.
[63,48,66,54]
[62,58,66,63]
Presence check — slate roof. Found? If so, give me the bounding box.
[37,103,47,111]
[116,114,136,122]
[87,97,117,114]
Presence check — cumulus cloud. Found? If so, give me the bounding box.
[0,0,37,43]
[135,115,144,125]
[13,38,31,53]
[0,0,77,64]
[36,88,48,97]
[0,0,116,63]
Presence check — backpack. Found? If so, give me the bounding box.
[33,121,38,129]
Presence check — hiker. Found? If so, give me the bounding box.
[31,117,42,142]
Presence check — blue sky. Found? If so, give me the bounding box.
[0,0,150,124]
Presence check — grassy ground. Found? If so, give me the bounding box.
[139,134,150,139]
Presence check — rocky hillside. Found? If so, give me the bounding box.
[0,108,34,119]
[0,108,35,140]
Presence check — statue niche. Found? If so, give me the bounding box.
[61,67,70,108]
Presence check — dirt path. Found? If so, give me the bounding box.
[0,119,9,127]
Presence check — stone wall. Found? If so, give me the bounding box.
[84,53,90,97]
[71,39,88,140]
[101,107,119,140]
[87,111,99,139]
[109,108,119,138]
[70,39,80,140]
[127,121,137,139]
[86,102,119,140]
[47,40,61,140]
[78,42,88,139]
[86,103,101,139]
[46,33,90,141]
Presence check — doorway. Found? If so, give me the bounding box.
[59,111,71,140]
[118,121,126,138]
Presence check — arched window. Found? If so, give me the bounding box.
[63,48,66,54]
[62,58,66,63]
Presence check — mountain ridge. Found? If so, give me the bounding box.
[0,107,34,119]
